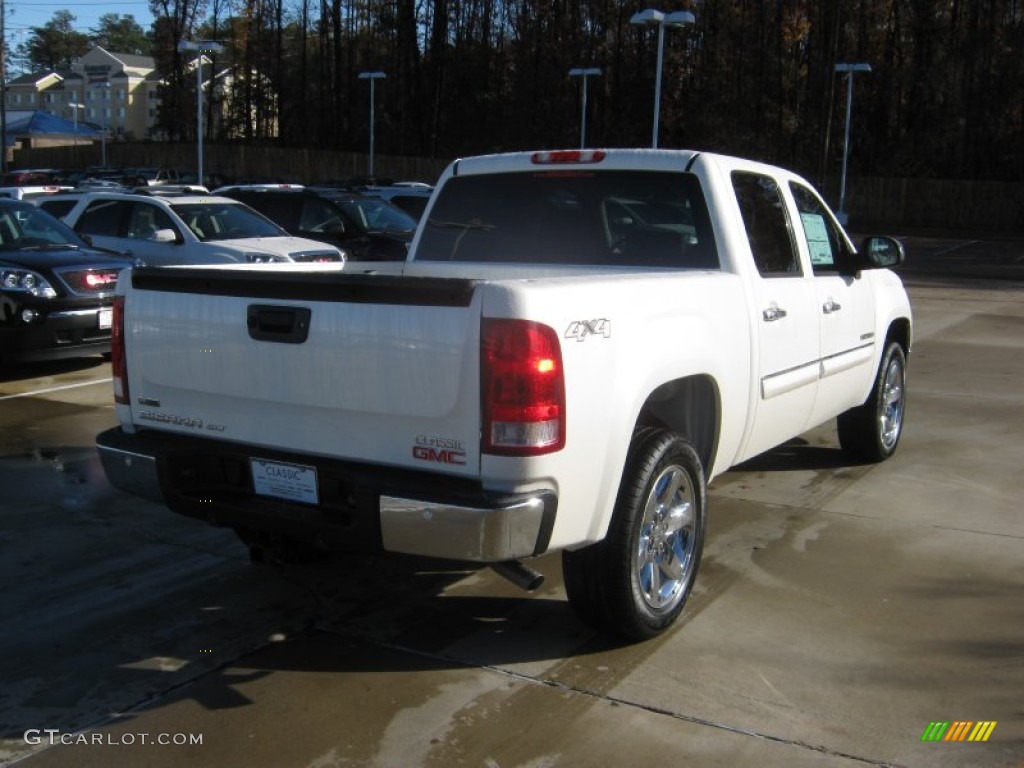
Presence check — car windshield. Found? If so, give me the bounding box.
[174,202,286,241]
[336,199,416,234]
[0,203,88,251]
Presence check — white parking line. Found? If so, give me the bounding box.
[0,378,113,401]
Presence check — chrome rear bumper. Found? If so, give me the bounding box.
[379,495,549,561]
[96,427,556,562]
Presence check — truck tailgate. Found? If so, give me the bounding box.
[124,267,482,476]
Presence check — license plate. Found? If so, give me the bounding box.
[250,459,319,504]
[98,307,113,329]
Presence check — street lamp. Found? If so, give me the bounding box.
[178,40,224,186]
[835,62,871,225]
[358,71,386,178]
[68,102,85,161]
[630,8,695,149]
[93,82,110,167]
[568,67,601,149]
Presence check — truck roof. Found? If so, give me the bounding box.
[449,148,703,176]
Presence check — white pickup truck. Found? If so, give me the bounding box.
[97,149,912,640]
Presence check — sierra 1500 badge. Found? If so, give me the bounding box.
[413,435,467,465]
[565,318,611,342]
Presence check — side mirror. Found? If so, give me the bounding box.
[860,235,905,269]
[150,228,180,244]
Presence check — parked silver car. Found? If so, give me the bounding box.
[37,192,345,265]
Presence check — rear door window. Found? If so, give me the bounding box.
[731,172,801,277]
[76,199,130,236]
[245,195,301,230]
[38,199,78,220]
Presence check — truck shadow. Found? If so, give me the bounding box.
[734,436,870,473]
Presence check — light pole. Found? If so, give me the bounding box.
[630,8,695,149]
[835,62,871,225]
[568,67,601,149]
[68,102,85,163]
[93,82,110,167]
[178,40,224,186]
[358,71,386,179]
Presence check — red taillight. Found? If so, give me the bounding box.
[111,295,129,405]
[482,319,565,456]
[531,150,606,165]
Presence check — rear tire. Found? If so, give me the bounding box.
[563,428,706,641]
[838,341,907,462]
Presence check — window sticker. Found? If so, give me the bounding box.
[800,212,834,265]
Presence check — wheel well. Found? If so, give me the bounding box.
[886,317,912,360]
[636,375,720,472]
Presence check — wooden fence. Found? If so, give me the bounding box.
[13,142,449,187]
[844,177,1024,232]
[13,141,1024,232]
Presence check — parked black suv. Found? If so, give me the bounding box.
[214,186,416,261]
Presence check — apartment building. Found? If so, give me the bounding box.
[4,46,264,147]
[4,47,158,140]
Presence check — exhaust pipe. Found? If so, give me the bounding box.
[491,560,545,591]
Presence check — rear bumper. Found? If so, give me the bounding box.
[96,427,556,562]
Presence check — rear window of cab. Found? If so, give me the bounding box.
[417,170,719,269]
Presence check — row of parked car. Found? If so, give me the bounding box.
[1,166,435,214]
[0,176,436,364]
[1,166,198,190]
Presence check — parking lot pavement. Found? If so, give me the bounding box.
[3,245,1023,768]
[893,232,1024,283]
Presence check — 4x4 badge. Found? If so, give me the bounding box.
[565,319,611,342]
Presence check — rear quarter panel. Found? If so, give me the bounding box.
[470,269,751,551]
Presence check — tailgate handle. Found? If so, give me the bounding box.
[247,305,311,344]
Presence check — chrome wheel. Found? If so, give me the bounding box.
[879,354,905,452]
[636,464,697,612]
[838,341,907,462]
[562,429,706,641]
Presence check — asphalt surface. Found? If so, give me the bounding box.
[1,234,1022,768]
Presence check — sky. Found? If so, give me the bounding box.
[6,0,156,43]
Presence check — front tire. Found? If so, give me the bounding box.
[563,429,706,641]
[838,341,907,462]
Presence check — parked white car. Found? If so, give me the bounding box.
[40,192,345,265]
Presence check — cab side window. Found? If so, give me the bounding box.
[731,172,801,277]
[790,183,846,274]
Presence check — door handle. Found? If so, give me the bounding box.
[822,299,842,314]
[763,305,788,322]
[247,304,311,344]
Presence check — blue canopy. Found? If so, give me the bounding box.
[4,109,100,138]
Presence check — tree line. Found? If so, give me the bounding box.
[11,1,1024,185]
